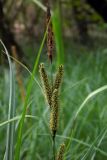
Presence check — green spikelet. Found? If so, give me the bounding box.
[39,63,52,107]
[53,65,64,92]
[56,143,65,160]
[50,89,59,139]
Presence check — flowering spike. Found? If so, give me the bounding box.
[56,143,65,160]
[50,89,59,138]
[46,4,54,63]
[39,63,52,107]
[53,65,64,91]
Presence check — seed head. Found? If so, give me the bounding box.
[39,63,52,107]
[46,4,54,63]
[53,65,64,92]
[56,143,65,160]
[50,89,59,138]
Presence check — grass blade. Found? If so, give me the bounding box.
[74,85,107,121]
[32,0,46,11]
[0,40,16,160]
[0,115,39,127]
[14,28,47,160]
[64,85,107,158]
[91,128,107,160]
[81,128,107,160]
[52,8,65,65]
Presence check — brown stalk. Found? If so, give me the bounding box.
[46,3,54,63]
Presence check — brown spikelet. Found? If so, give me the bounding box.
[56,143,65,160]
[39,63,52,107]
[50,89,59,139]
[46,4,54,63]
[53,65,64,92]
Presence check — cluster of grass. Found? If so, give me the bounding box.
[0,43,107,159]
[0,0,107,159]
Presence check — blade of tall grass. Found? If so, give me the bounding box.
[64,85,107,158]
[14,27,47,160]
[9,55,43,93]
[74,85,107,121]
[32,0,46,11]
[91,128,107,160]
[0,40,16,160]
[30,107,49,160]
[0,115,39,127]
[81,128,107,160]
[52,8,65,65]
[29,133,107,157]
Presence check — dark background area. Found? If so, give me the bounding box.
[0,0,107,64]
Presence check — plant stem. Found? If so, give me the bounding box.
[52,135,56,160]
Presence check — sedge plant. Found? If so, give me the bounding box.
[38,3,65,160]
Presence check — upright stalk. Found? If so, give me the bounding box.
[52,136,56,160]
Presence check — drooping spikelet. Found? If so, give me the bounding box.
[39,63,52,107]
[50,89,59,139]
[53,65,64,92]
[56,143,65,160]
[46,3,54,63]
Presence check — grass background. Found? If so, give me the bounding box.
[0,42,107,159]
[0,0,107,159]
